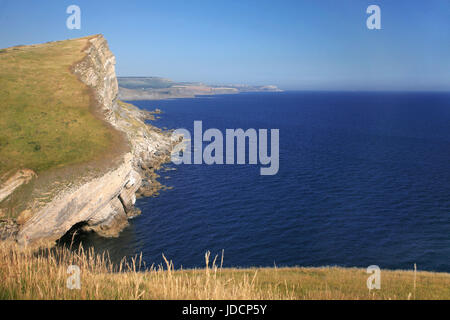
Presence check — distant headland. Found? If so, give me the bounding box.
[118,76,283,100]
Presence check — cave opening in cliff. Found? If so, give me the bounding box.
[56,221,90,248]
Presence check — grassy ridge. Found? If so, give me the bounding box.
[0,37,116,177]
[0,243,448,300]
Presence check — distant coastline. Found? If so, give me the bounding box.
[118,76,283,100]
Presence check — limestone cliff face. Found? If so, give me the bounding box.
[73,35,119,121]
[16,35,176,245]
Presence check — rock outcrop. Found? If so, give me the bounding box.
[15,35,177,246]
[0,170,37,203]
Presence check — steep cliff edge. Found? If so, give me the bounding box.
[0,35,176,245]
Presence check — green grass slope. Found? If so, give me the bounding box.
[0,36,127,219]
[0,37,116,175]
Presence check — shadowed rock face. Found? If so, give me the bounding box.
[17,154,138,244]
[15,35,176,246]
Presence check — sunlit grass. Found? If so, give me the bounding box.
[0,242,448,300]
[0,36,127,218]
[0,37,115,179]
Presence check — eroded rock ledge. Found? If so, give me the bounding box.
[14,35,178,245]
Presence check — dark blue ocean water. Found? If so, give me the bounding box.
[69,92,450,272]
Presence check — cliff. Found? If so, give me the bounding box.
[0,35,177,245]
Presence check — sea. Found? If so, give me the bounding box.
[64,91,450,272]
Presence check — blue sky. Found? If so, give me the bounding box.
[0,0,449,90]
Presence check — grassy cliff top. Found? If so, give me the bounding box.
[0,36,117,177]
[0,36,127,219]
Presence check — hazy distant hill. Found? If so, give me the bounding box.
[118,77,282,100]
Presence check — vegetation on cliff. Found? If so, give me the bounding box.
[0,36,127,220]
[0,35,139,228]
[0,36,120,176]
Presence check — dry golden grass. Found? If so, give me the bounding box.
[0,242,449,300]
